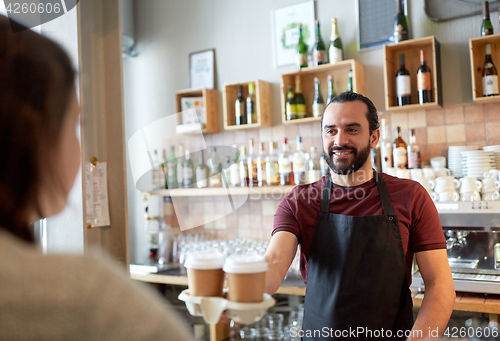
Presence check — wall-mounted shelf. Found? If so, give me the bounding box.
[175,88,220,134]
[151,186,295,197]
[470,34,500,103]
[222,79,272,130]
[383,36,442,112]
[280,60,365,125]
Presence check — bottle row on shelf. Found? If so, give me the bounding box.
[151,137,330,191]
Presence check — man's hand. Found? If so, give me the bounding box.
[264,231,298,294]
[410,249,455,340]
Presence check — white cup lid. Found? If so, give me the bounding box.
[184,248,225,270]
[223,250,269,274]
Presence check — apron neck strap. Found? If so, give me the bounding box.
[319,170,395,219]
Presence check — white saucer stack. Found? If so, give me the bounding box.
[483,145,500,167]
[461,150,496,179]
[448,146,477,177]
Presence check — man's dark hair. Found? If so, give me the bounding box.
[321,92,380,134]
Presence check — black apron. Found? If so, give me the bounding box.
[301,171,413,340]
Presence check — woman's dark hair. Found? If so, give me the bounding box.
[322,92,380,134]
[0,16,76,242]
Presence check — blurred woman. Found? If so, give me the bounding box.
[0,15,194,340]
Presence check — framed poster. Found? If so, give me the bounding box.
[189,48,215,89]
[272,1,316,67]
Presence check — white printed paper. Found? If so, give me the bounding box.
[85,162,110,228]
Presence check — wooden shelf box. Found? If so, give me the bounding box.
[280,60,365,125]
[383,36,442,112]
[470,34,500,104]
[175,88,220,134]
[222,80,272,131]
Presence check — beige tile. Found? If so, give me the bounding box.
[262,200,277,215]
[486,120,500,141]
[466,122,486,141]
[465,104,484,123]
[298,122,315,138]
[466,140,485,148]
[390,112,409,131]
[445,106,464,125]
[427,143,447,158]
[285,124,299,139]
[427,126,447,144]
[484,102,500,121]
[238,215,251,229]
[272,125,286,143]
[233,130,248,145]
[426,108,445,126]
[446,124,466,143]
[262,215,275,229]
[414,127,427,145]
[259,127,272,143]
[214,216,227,230]
[408,110,427,128]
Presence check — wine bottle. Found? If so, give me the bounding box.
[246,82,257,124]
[396,53,411,106]
[293,136,307,185]
[235,85,246,125]
[407,129,421,169]
[230,144,240,187]
[380,118,393,173]
[417,50,432,104]
[176,144,185,188]
[279,138,293,186]
[481,1,493,36]
[347,69,353,92]
[247,139,258,187]
[207,147,222,188]
[196,150,208,188]
[296,24,308,69]
[393,0,409,43]
[327,74,336,104]
[393,126,407,169]
[166,146,177,189]
[286,86,296,121]
[294,75,307,119]
[312,20,327,66]
[239,146,249,187]
[312,77,325,118]
[265,142,280,186]
[183,149,194,188]
[483,43,499,97]
[256,142,267,187]
[329,18,343,64]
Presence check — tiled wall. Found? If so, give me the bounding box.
[167,102,500,240]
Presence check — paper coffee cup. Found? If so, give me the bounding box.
[223,251,269,303]
[185,248,225,297]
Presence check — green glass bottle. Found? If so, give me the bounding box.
[327,74,336,104]
[286,86,296,121]
[312,77,325,118]
[393,0,409,43]
[329,18,343,64]
[312,20,327,66]
[246,82,257,124]
[166,145,177,189]
[294,75,307,119]
[481,1,493,36]
[296,24,308,69]
[347,69,353,92]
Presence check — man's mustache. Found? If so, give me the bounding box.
[328,145,357,157]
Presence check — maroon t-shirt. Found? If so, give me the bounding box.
[272,173,446,286]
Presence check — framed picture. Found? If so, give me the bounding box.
[189,48,216,89]
[272,1,316,68]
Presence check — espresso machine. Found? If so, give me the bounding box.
[412,201,500,294]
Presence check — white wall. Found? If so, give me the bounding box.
[123,0,498,263]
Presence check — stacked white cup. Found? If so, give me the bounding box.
[430,176,460,202]
[481,174,500,201]
[459,177,482,201]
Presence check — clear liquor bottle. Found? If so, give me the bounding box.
[196,150,209,188]
[407,129,421,169]
[393,126,407,169]
[293,136,308,185]
[308,146,321,183]
[166,145,177,189]
[208,147,222,188]
[230,144,240,187]
[279,138,293,186]
[239,146,249,187]
[266,142,280,186]
[183,149,194,188]
[256,142,267,187]
[247,139,259,187]
[176,144,185,188]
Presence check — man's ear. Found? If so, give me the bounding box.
[371,129,381,149]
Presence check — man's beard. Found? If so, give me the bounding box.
[322,140,371,175]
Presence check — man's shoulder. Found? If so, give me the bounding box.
[288,177,325,201]
[381,173,422,190]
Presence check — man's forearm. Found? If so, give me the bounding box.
[409,282,455,340]
[264,258,288,294]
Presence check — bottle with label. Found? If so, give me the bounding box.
[208,147,222,188]
[417,50,432,104]
[312,77,325,118]
[166,146,178,189]
[183,149,194,188]
[161,149,167,189]
[256,142,267,187]
[279,138,293,186]
[483,43,499,97]
[320,154,329,177]
[393,0,409,43]
[482,1,493,36]
[246,82,257,124]
[286,86,296,121]
[396,53,411,106]
[393,126,407,169]
[329,18,343,64]
[176,144,185,188]
[230,144,240,187]
[308,146,321,183]
[196,150,209,188]
[296,24,308,70]
[295,75,307,119]
[380,118,393,173]
[247,139,259,187]
[266,142,280,186]
[347,69,353,92]
[312,20,327,66]
[239,146,249,187]
[222,156,231,188]
[327,74,336,104]
[293,136,307,185]
[235,85,246,125]
[407,129,421,169]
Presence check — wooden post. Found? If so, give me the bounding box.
[209,322,230,341]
